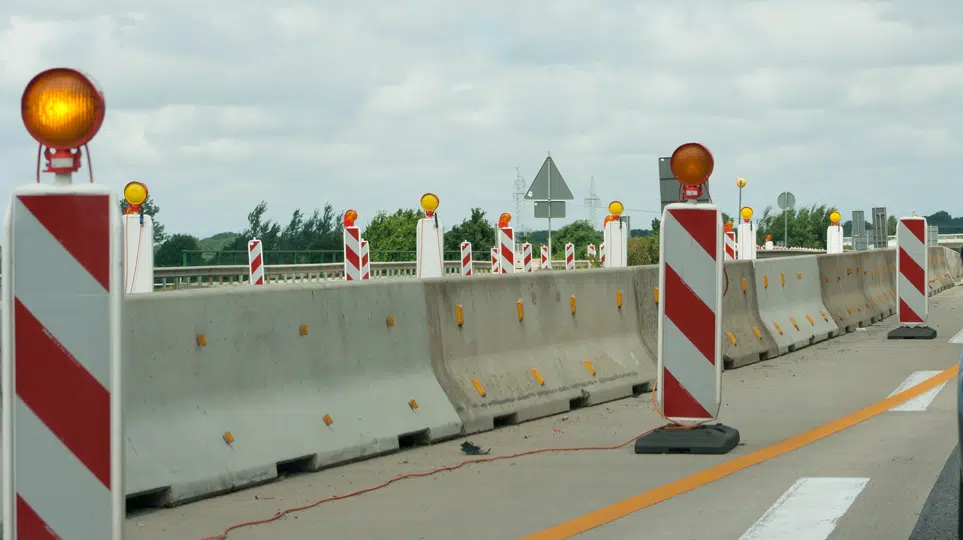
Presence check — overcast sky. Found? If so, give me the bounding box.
[2,1,962,238]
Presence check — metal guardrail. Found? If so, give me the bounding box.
[842,233,963,247]
[153,259,595,290]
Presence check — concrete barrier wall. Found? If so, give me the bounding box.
[753,256,838,354]
[720,261,779,369]
[423,268,656,434]
[816,253,876,332]
[855,250,896,320]
[123,281,462,504]
[91,251,956,507]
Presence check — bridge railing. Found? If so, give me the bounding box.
[153,259,595,289]
[842,233,963,248]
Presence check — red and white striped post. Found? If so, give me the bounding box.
[498,213,515,274]
[490,247,499,273]
[599,242,606,266]
[723,221,736,261]
[343,209,362,281]
[460,241,472,276]
[4,67,124,539]
[889,216,936,339]
[587,244,596,259]
[360,240,370,280]
[565,243,575,270]
[636,142,738,455]
[522,242,533,272]
[540,245,551,270]
[248,238,265,285]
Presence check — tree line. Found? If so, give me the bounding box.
[130,199,958,268]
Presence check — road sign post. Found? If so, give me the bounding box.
[888,216,936,339]
[525,153,574,260]
[635,142,739,456]
[415,193,444,278]
[777,191,795,247]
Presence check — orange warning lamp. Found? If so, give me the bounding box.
[22,68,105,178]
[608,201,624,218]
[765,234,772,242]
[603,215,614,227]
[740,206,753,223]
[344,209,358,227]
[829,210,841,225]
[498,212,511,228]
[669,142,714,200]
[123,181,148,215]
[420,193,439,217]
[724,221,733,232]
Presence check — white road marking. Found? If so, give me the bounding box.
[738,477,869,540]
[887,370,947,412]
[949,327,963,343]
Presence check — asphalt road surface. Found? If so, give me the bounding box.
[128,285,963,540]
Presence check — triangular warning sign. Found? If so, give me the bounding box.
[525,156,574,200]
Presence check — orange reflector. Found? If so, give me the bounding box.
[727,332,736,345]
[456,304,464,326]
[386,315,395,327]
[616,290,623,308]
[471,379,486,397]
[517,298,524,321]
[763,275,769,288]
[223,431,234,444]
[322,414,333,426]
[299,324,308,336]
[653,287,659,303]
[196,333,207,347]
[774,322,783,335]
[752,327,761,339]
[531,368,545,385]
[583,360,596,376]
[569,295,576,314]
[408,399,419,410]
[741,278,747,292]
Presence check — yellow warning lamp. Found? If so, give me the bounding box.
[22,68,105,150]
[669,143,713,200]
[740,206,753,223]
[123,181,148,215]
[498,212,512,228]
[608,201,624,218]
[343,209,358,227]
[829,210,841,225]
[736,177,747,189]
[420,193,440,217]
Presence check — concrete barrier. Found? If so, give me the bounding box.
[721,261,779,368]
[855,250,895,320]
[424,268,656,434]
[817,253,875,332]
[124,281,462,505]
[753,256,838,354]
[932,247,955,291]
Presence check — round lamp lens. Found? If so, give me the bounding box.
[740,206,753,221]
[499,212,512,226]
[607,201,624,216]
[736,177,747,188]
[22,68,105,149]
[344,209,358,226]
[420,193,440,212]
[829,211,841,224]
[123,182,148,206]
[669,143,714,186]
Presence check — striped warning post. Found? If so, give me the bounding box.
[3,184,125,539]
[657,203,723,423]
[540,245,551,270]
[460,241,472,276]
[896,216,928,324]
[587,244,596,258]
[565,243,575,270]
[490,247,499,273]
[600,242,606,265]
[522,242,533,272]
[499,227,515,274]
[248,238,264,285]
[343,227,362,281]
[360,240,370,280]
[724,231,736,260]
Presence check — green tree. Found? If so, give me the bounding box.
[757,204,833,249]
[651,218,661,233]
[887,215,897,236]
[445,208,496,258]
[627,235,659,266]
[218,201,345,264]
[362,208,422,253]
[155,234,202,266]
[118,199,169,244]
[551,219,603,258]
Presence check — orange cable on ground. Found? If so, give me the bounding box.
[198,422,667,540]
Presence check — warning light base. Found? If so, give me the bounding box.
[634,423,740,455]
[887,325,937,340]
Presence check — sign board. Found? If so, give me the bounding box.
[777,191,795,210]
[852,210,868,251]
[534,200,566,219]
[659,157,709,212]
[525,156,573,201]
[871,207,887,248]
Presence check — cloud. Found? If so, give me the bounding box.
[1,0,963,239]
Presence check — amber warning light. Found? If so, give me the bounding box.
[344,209,358,227]
[669,142,714,201]
[498,212,511,229]
[123,182,149,215]
[21,67,105,183]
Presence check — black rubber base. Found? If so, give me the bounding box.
[634,423,740,455]
[887,325,937,340]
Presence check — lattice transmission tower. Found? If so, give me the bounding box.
[584,176,602,225]
[513,166,526,232]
